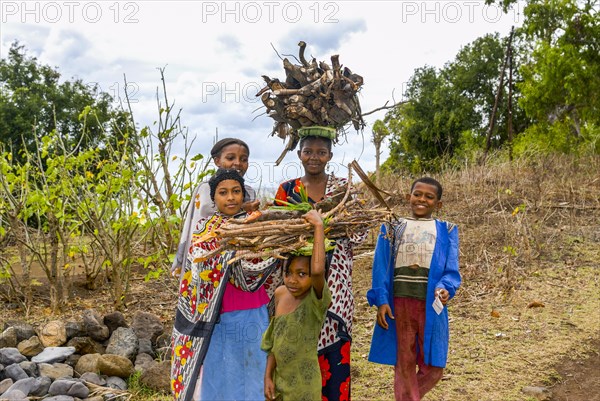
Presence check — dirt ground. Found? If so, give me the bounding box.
[550,339,600,401]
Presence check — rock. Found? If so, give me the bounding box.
[105,376,128,390]
[38,320,67,347]
[131,311,164,343]
[80,372,106,386]
[2,377,36,397]
[3,321,36,343]
[65,354,81,368]
[134,353,154,371]
[140,360,171,393]
[64,321,85,340]
[155,332,171,349]
[66,337,105,355]
[82,397,104,401]
[49,379,90,398]
[97,354,134,378]
[29,376,52,397]
[18,361,38,377]
[38,363,74,380]
[17,336,44,357]
[137,338,154,357]
[4,364,28,381]
[103,311,128,334]
[105,327,138,361]
[0,378,14,394]
[522,386,551,400]
[0,327,18,348]
[0,389,27,400]
[74,354,101,375]
[82,310,110,342]
[32,346,76,364]
[0,348,27,365]
[44,396,75,401]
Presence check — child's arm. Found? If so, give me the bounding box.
[435,225,461,305]
[367,223,395,329]
[303,209,326,298]
[264,353,277,400]
[376,304,394,330]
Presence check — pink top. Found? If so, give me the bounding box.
[221,282,269,313]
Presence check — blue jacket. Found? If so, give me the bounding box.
[366,219,461,367]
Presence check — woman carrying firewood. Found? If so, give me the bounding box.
[171,138,260,279]
[170,168,281,401]
[274,127,365,401]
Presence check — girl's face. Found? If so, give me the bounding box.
[297,138,332,175]
[213,144,249,176]
[283,256,312,299]
[214,179,244,216]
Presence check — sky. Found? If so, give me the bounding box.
[0,0,523,192]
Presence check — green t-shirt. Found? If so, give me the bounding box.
[261,285,332,401]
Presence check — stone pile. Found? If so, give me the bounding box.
[0,310,171,400]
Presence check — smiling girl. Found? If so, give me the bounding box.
[171,138,260,279]
[262,209,331,401]
[274,129,364,400]
[171,168,281,401]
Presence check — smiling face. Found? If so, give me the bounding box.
[297,137,333,176]
[213,179,244,216]
[213,144,249,176]
[406,182,442,219]
[283,256,312,299]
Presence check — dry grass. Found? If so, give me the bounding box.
[350,154,600,401]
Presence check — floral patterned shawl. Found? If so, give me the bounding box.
[170,212,281,401]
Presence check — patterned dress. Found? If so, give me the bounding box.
[170,212,282,401]
[275,174,365,401]
[261,286,332,401]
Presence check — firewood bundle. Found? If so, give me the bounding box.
[258,41,366,164]
[195,168,391,263]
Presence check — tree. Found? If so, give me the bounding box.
[371,119,390,182]
[383,65,481,172]
[383,32,533,171]
[0,41,128,163]
[0,68,211,312]
[486,0,600,154]
[515,0,600,153]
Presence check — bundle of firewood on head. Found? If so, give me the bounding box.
[195,164,391,263]
[258,41,366,164]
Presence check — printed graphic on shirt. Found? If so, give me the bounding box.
[394,219,436,299]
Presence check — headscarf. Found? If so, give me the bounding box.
[208,168,247,201]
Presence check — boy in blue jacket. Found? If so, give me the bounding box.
[367,177,461,401]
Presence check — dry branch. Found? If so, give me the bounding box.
[258,41,366,164]
[196,163,392,261]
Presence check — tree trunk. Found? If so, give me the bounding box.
[507,37,514,161]
[48,214,64,314]
[481,26,514,165]
[374,141,382,183]
[9,213,32,314]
